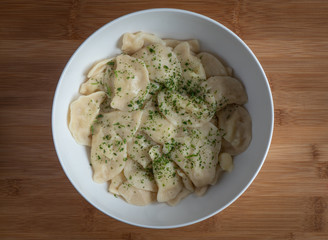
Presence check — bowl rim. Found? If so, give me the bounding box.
[52,8,274,229]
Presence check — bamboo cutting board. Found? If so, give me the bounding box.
[1,0,328,239]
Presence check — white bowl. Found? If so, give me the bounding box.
[52,8,274,229]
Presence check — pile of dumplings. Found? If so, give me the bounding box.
[69,32,252,206]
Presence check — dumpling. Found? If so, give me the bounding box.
[217,104,252,155]
[90,128,127,183]
[87,59,114,79]
[140,101,177,145]
[194,186,208,197]
[69,91,106,146]
[210,165,223,186]
[80,58,115,95]
[167,188,191,206]
[90,110,143,183]
[118,182,156,206]
[111,54,149,111]
[169,122,222,188]
[124,159,157,192]
[132,43,181,89]
[177,169,194,192]
[96,110,143,143]
[143,81,162,104]
[121,32,165,55]
[173,42,206,86]
[201,76,248,110]
[149,146,183,202]
[218,152,233,172]
[127,132,155,168]
[157,89,216,127]
[108,171,126,195]
[164,39,200,53]
[197,52,228,77]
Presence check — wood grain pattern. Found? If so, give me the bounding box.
[1,0,328,239]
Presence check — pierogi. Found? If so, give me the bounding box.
[68,32,252,206]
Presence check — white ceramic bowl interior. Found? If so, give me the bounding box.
[52,9,274,229]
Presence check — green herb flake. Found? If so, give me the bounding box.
[106,86,111,97]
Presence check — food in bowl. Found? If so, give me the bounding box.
[68,32,252,206]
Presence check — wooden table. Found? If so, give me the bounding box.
[1,0,327,239]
